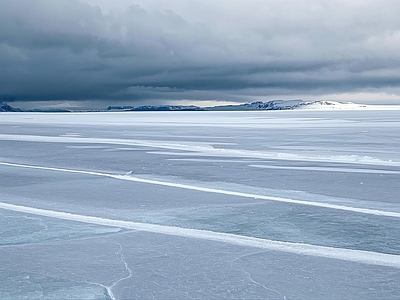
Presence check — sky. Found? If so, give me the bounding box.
[1,0,400,109]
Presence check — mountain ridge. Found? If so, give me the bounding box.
[0,100,392,112]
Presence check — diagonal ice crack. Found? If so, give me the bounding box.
[2,133,400,167]
[1,201,400,268]
[80,243,133,300]
[243,270,286,299]
[2,161,400,218]
[107,242,133,300]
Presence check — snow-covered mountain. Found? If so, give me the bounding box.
[208,100,369,110]
[294,100,368,110]
[208,100,303,110]
[1,100,396,112]
[105,100,369,112]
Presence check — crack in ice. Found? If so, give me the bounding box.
[107,242,133,300]
[1,133,400,167]
[1,201,400,268]
[66,242,134,300]
[243,270,286,299]
[1,161,399,218]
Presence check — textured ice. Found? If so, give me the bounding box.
[1,110,400,299]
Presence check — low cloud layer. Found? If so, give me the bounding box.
[1,0,400,107]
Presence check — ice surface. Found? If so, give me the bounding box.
[1,110,400,299]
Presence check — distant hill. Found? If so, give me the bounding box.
[0,100,382,112]
[107,105,204,111]
[207,100,304,110]
[106,100,369,111]
[29,108,71,112]
[207,100,368,110]
[0,102,71,112]
[0,102,24,112]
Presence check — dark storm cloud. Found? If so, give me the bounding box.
[1,0,400,105]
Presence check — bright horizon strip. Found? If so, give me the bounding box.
[0,201,400,268]
[1,161,400,218]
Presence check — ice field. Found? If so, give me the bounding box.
[1,110,400,299]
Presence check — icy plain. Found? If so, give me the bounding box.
[1,110,400,299]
